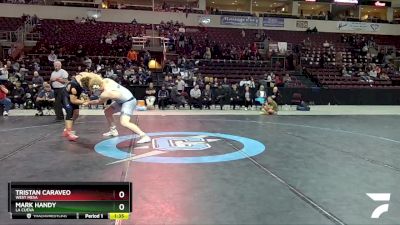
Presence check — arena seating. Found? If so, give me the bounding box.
[0,17,24,31]
[1,17,396,90]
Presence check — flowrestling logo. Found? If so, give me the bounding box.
[94,132,265,164]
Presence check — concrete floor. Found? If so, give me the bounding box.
[1,115,400,225]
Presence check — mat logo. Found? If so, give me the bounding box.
[94,132,265,164]
[366,193,391,219]
[152,136,211,151]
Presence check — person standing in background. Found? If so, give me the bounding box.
[50,61,69,121]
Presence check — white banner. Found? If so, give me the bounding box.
[337,21,381,32]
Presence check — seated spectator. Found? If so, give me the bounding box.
[204,47,211,59]
[202,84,213,109]
[0,65,8,82]
[105,67,115,78]
[243,85,253,110]
[157,85,169,110]
[74,16,80,24]
[368,68,378,79]
[261,97,278,115]
[189,84,202,109]
[283,74,292,86]
[215,84,228,110]
[342,66,350,77]
[175,75,186,93]
[0,84,11,116]
[229,84,241,110]
[239,77,249,87]
[10,81,25,108]
[255,85,267,105]
[48,50,57,63]
[35,83,55,116]
[357,69,366,77]
[275,75,284,87]
[323,40,330,48]
[380,72,389,80]
[24,83,37,109]
[83,57,92,69]
[145,82,156,110]
[127,48,138,63]
[170,85,187,108]
[271,87,282,106]
[32,71,44,88]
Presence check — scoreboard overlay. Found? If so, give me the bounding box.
[8,182,132,220]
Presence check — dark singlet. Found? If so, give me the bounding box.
[68,79,83,98]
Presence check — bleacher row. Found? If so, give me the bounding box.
[308,68,400,88]
[0,17,23,31]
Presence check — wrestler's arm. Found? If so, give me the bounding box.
[89,90,121,105]
[69,88,87,105]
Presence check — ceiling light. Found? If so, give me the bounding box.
[256,4,258,6]
[211,1,214,3]
[282,7,285,11]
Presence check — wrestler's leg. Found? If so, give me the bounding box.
[119,99,150,143]
[103,102,119,137]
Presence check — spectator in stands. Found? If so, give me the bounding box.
[143,51,151,68]
[261,97,278,115]
[50,60,68,121]
[275,75,284,87]
[156,85,169,110]
[229,84,241,110]
[271,86,282,106]
[189,84,202,109]
[35,82,55,116]
[76,45,86,60]
[24,83,37,109]
[145,82,156,110]
[323,40,330,48]
[243,85,253,110]
[127,48,138,64]
[48,50,57,63]
[283,74,292,86]
[368,67,378,79]
[175,75,186,93]
[19,64,29,79]
[170,85,186,108]
[10,81,25,109]
[255,85,267,105]
[377,50,385,64]
[202,84,213,110]
[74,17,80,24]
[215,84,228,110]
[12,61,20,73]
[32,71,44,88]
[204,47,211,59]
[239,77,249,87]
[0,65,8,82]
[105,67,115,79]
[83,57,92,70]
[0,84,11,116]
[241,30,245,38]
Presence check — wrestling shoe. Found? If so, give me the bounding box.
[62,129,76,137]
[137,135,151,144]
[65,131,79,141]
[103,128,119,137]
